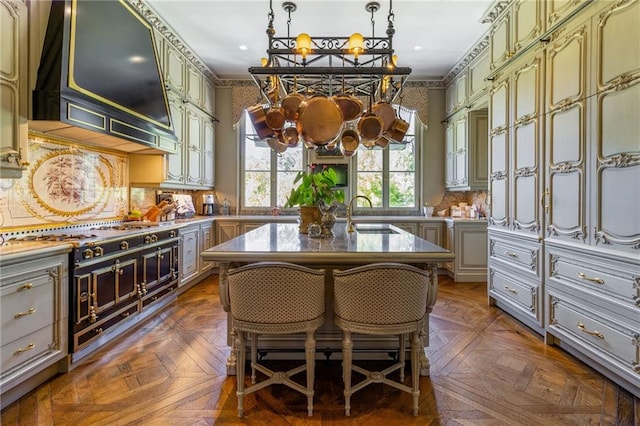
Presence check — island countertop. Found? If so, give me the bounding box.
[201,222,454,265]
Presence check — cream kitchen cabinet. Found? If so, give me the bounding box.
[216,221,240,244]
[445,70,469,115]
[203,78,216,116]
[444,220,488,282]
[468,50,491,104]
[0,0,28,178]
[0,248,69,409]
[163,39,187,96]
[445,109,488,191]
[488,47,545,239]
[419,222,443,247]
[180,224,200,287]
[129,98,215,189]
[200,221,215,275]
[489,0,546,73]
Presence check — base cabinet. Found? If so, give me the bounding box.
[0,250,69,409]
[444,220,488,282]
[180,224,200,286]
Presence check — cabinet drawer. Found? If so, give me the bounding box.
[548,251,640,312]
[489,267,540,321]
[1,325,57,375]
[1,275,55,346]
[548,292,640,378]
[489,235,541,277]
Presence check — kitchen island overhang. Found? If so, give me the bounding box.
[201,223,455,376]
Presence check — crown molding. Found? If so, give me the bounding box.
[480,0,512,24]
[442,34,490,85]
[125,0,219,84]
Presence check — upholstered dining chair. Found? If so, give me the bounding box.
[332,263,431,416]
[226,261,326,417]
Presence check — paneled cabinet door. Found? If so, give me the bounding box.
[591,0,640,253]
[489,77,510,230]
[202,117,215,187]
[186,64,203,107]
[200,222,215,273]
[0,0,28,178]
[164,44,186,95]
[185,105,203,185]
[454,114,469,187]
[165,93,186,185]
[181,226,200,285]
[203,78,215,115]
[217,222,240,244]
[510,50,544,239]
[545,17,589,245]
[546,0,589,29]
[445,123,456,187]
[490,0,545,72]
[469,50,491,101]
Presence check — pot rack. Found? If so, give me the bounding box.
[249,0,412,103]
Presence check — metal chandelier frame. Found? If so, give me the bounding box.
[248,0,412,103]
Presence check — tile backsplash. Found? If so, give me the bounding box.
[0,135,128,229]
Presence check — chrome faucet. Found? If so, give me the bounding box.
[346,195,373,233]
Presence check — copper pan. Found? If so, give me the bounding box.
[266,137,288,154]
[265,106,286,131]
[374,135,390,148]
[339,129,360,157]
[384,116,410,143]
[332,93,363,123]
[280,93,304,121]
[281,125,300,147]
[357,112,384,140]
[372,101,396,132]
[297,96,344,145]
[247,104,273,140]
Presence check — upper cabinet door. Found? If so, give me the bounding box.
[165,44,186,95]
[203,79,215,116]
[186,64,203,107]
[0,0,28,178]
[469,51,491,102]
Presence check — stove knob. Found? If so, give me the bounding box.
[169,231,176,238]
[94,246,103,257]
[151,234,158,243]
[120,241,129,250]
[144,235,152,244]
[83,249,94,259]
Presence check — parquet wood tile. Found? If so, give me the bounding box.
[2,274,638,425]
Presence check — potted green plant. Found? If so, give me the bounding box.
[284,166,345,233]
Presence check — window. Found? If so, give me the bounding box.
[354,106,418,211]
[241,112,304,211]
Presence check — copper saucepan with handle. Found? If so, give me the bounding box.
[247,104,273,140]
[372,101,396,133]
[332,93,363,123]
[339,129,360,157]
[280,93,304,122]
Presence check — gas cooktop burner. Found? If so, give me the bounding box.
[9,233,99,242]
[92,224,155,231]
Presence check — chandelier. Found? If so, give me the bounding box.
[247,0,412,156]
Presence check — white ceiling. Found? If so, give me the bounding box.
[145,0,493,81]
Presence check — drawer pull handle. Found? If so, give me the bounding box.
[19,283,33,291]
[576,272,604,285]
[577,322,604,339]
[503,285,518,294]
[14,307,36,319]
[505,251,518,258]
[14,343,35,355]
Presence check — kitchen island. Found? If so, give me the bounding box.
[201,222,455,376]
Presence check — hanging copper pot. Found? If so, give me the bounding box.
[247,104,273,140]
[374,135,390,148]
[297,96,344,145]
[281,125,300,147]
[332,94,363,123]
[339,129,360,157]
[357,112,384,140]
[266,136,288,154]
[265,106,286,131]
[372,101,396,132]
[280,93,304,121]
[384,116,409,143]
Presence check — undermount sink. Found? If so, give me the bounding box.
[355,225,399,234]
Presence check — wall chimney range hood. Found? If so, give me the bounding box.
[31,0,177,154]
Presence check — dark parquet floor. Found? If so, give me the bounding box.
[1,274,638,425]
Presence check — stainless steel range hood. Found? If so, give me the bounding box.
[31,0,177,154]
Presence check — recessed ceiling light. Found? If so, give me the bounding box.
[239,45,248,51]
[414,46,422,51]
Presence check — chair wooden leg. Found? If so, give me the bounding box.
[305,330,316,416]
[411,330,421,416]
[342,330,353,416]
[251,333,258,384]
[235,330,247,417]
[399,333,406,382]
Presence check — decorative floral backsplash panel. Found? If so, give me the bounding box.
[0,136,128,229]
